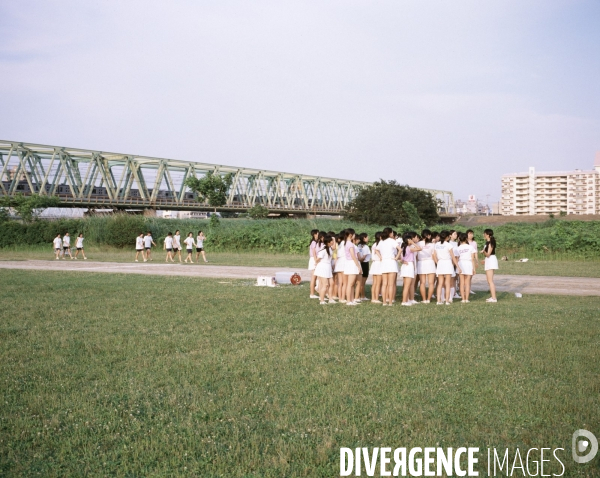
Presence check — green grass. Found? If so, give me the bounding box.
[1,245,600,277]
[1,270,598,477]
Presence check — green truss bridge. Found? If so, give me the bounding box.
[0,141,455,215]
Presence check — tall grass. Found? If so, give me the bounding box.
[2,215,600,259]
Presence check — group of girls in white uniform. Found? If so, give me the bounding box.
[52,232,87,260]
[308,227,498,306]
[161,230,208,264]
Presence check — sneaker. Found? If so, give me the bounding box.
[331,297,339,300]
[346,301,357,306]
[340,300,347,304]
[319,301,327,305]
[55,257,59,260]
[73,257,78,260]
[431,294,436,299]
[144,260,148,262]
[422,300,430,304]
[309,295,319,299]
[135,260,138,262]
[410,300,418,305]
[462,300,470,303]
[453,293,461,299]
[470,290,476,295]
[486,298,497,303]
[371,300,382,304]
[328,300,338,304]
[84,257,88,260]
[445,302,451,305]
[401,302,412,306]
[437,302,444,305]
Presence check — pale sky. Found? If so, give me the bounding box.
[1,0,599,204]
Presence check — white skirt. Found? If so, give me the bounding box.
[436,259,454,275]
[334,256,346,273]
[485,255,499,271]
[315,260,333,279]
[344,260,360,275]
[458,259,473,276]
[370,260,382,276]
[380,258,398,274]
[417,259,436,275]
[400,262,415,278]
[308,257,316,271]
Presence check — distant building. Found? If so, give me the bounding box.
[501,153,600,215]
[455,195,489,215]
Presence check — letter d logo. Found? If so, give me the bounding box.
[572,430,598,464]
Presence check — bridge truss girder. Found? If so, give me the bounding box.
[0,141,455,214]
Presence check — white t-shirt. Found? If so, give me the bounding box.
[173,234,181,248]
[396,237,403,248]
[184,237,195,249]
[165,236,174,249]
[434,242,454,260]
[316,247,331,261]
[456,244,475,262]
[144,235,153,248]
[449,240,458,256]
[196,235,204,248]
[76,237,84,248]
[379,237,398,260]
[136,237,144,250]
[371,243,380,261]
[53,237,62,249]
[417,242,434,261]
[63,236,70,246]
[469,240,478,254]
[358,244,371,262]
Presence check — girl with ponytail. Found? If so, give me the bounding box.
[399,231,422,306]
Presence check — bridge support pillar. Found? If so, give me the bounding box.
[144,209,157,217]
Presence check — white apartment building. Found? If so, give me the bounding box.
[501,153,600,216]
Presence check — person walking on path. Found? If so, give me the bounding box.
[144,232,157,261]
[74,233,87,260]
[135,233,145,262]
[53,234,62,260]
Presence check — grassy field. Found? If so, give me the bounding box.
[1,245,600,278]
[1,270,598,477]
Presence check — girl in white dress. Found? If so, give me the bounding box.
[417,229,436,303]
[482,229,498,302]
[455,233,476,303]
[448,229,459,299]
[379,227,399,306]
[315,236,337,304]
[343,229,361,306]
[74,233,87,260]
[399,232,422,306]
[334,231,347,302]
[370,232,383,303]
[433,231,461,305]
[466,229,478,295]
[183,232,196,263]
[308,229,319,299]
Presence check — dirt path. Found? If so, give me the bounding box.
[1,259,599,297]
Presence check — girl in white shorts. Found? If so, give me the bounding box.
[315,236,336,304]
[482,229,498,303]
[334,232,347,302]
[343,229,361,306]
[417,229,436,303]
[433,231,460,305]
[183,232,196,263]
[456,232,476,303]
[370,232,383,303]
[379,227,399,306]
[399,231,422,306]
